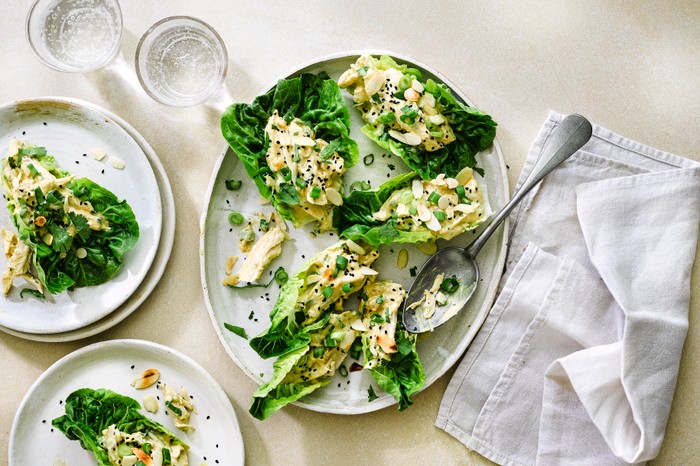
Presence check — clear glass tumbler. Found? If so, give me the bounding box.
[26,0,123,73]
[135,16,228,107]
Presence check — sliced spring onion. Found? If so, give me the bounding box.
[357,66,369,77]
[370,314,384,324]
[259,218,269,232]
[274,267,288,286]
[322,286,333,299]
[295,177,307,189]
[376,296,384,304]
[27,163,39,177]
[367,385,378,402]
[342,283,355,293]
[408,205,418,216]
[434,211,446,221]
[430,130,444,138]
[165,401,182,416]
[336,255,349,270]
[455,185,465,197]
[350,180,371,192]
[338,365,348,377]
[142,443,153,455]
[280,166,292,181]
[309,186,321,198]
[228,212,244,226]
[162,448,172,465]
[399,190,414,204]
[363,154,375,165]
[440,276,460,294]
[34,187,45,204]
[427,191,441,204]
[378,112,396,124]
[313,346,325,358]
[293,144,301,162]
[225,179,242,190]
[398,74,413,90]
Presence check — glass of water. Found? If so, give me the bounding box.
[135,16,228,107]
[26,0,123,73]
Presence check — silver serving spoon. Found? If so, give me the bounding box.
[403,114,593,333]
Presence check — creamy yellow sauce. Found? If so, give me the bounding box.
[373,169,485,240]
[338,55,455,151]
[264,112,345,231]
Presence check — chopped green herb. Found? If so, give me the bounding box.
[367,385,378,402]
[397,336,413,356]
[279,183,300,205]
[363,154,375,165]
[224,323,248,340]
[225,179,242,190]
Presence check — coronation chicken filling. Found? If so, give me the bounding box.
[373,169,485,240]
[99,424,188,466]
[264,112,345,231]
[338,55,455,151]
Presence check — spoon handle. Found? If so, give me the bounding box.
[465,114,593,259]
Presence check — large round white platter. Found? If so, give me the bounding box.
[9,339,245,465]
[201,51,509,414]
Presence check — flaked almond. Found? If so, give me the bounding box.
[412,179,424,199]
[376,334,398,354]
[426,214,442,231]
[388,129,407,144]
[403,132,422,146]
[345,239,365,256]
[108,156,125,170]
[411,80,424,93]
[364,71,385,96]
[142,395,159,413]
[416,203,432,222]
[445,177,459,189]
[325,187,343,206]
[34,216,46,227]
[131,368,160,389]
[437,195,450,210]
[132,448,155,466]
[397,249,409,270]
[91,148,107,161]
[429,114,445,126]
[455,166,474,186]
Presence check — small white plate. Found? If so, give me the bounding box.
[0,98,175,342]
[201,52,509,414]
[9,339,245,466]
[0,98,162,335]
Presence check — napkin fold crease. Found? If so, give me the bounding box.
[436,111,700,465]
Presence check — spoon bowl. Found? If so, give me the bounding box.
[403,114,593,333]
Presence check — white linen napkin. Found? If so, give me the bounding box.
[436,111,700,465]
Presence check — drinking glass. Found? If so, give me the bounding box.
[26,0,123,73]
[135,16,228,107]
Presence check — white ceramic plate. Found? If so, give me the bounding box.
[0,98,175,342]
[9,339,245,466]
[0,98,162,335]
[201,51,509,414]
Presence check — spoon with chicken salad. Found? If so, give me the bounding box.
[221,72,360,232]
[0,140,139,296]
[338,54,497,180]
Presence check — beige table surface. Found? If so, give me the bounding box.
[1,1,699,465]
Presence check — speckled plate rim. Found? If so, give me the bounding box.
[200,50,509,414]
[0,97,175,342]
[8,339,245,465]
